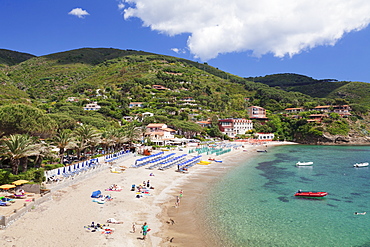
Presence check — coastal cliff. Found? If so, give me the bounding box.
[297,114,370,145]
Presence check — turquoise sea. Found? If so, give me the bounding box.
[206,145,370,247]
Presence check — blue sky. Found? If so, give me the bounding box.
[1,0,370,82]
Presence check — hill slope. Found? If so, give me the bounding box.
[0,49,35,66]
[247,73,370,107]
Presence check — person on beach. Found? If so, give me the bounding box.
[147,180,150,187]
[132,222,136,233]
[142,222,149,240]
[175,196,180,207]
[179,190,183,198]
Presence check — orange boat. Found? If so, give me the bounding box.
[294,190,328,197]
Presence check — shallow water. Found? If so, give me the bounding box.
[206,145,370,247]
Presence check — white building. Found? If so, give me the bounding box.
[218,118,253,138]
[83,102,101,111]
[144,123,176,145]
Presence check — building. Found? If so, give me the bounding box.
[152,85,169,90]
[285,107,304,113]
[144,123,176,145]
[247,106,268,120]
[129,102,144,108]
[256,133,275,140]
[83,102,101,111]
[307,114,328,123]
[313,105,351,117]
[218,118,253,138]
[66,97,79,102]
[196,121,212,128]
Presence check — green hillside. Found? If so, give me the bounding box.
[0,49,35,66]
[248,73,370,108]
[0,48,370,145]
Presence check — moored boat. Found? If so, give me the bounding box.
[294,190,328,197]
[353,162,369,167]
[296,161,313,166]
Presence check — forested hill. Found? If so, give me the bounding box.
[247,73,370,108]
[1,48,370,116]
[1,48,370,144]
[0,49,35,66]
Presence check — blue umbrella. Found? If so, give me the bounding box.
[57,168,61,175]
[63,167,66,173]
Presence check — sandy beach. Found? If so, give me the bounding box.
[0,141,294,247]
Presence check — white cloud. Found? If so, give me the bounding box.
[171,48,186,54]
[68,8,90,19]
[118,3,125,10]
[122,0,370,61]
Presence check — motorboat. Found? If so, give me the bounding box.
[353,162,369,167]
[257,150,267,153]
[354,212,367,215]
[294,190,328,197]
[296,161,313,166]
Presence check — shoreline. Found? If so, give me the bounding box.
[156,141,296,246]
[0,141,295,246]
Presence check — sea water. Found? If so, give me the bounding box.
[206,145,370,247]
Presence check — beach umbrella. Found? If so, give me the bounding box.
[12,180,29,185]
[0,184,16,189]
[57,168,61,175]
[63,166,66,173]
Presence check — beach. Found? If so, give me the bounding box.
[0,141,292,247]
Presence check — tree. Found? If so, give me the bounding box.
[122,122,144,145]
[73,125,100,158]
[54,130,73,162]
[0,104,57,138]
[0,134,38,175]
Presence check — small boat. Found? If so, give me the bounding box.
[296,161,313,166]
[294,190,328,197]
[353,162,369,167]
[257,150,267,153]
[354,212,366,215]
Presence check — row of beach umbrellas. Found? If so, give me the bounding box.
[0,179,29,190]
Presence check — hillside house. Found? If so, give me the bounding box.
[256,133,275,140]
[66,97,79,102]
[247,106,268,120]
[218,118,253,138]
[285,107,304,113]
[314,105,351,117]
[152,85,169,90]
[196,121,212,128]
[307,114,328,123]
[144,123,176,145]
[129,102,144,108]
[83,102,101,111]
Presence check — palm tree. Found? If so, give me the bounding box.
[122,122,144,146]
[0,134,38,175]
[100,129,115,155]
[73,125,100,159]
[54,130,73,163]
[33,142,58,168]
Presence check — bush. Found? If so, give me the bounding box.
[43,164,64,170]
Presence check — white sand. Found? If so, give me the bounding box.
[0,141,295,247]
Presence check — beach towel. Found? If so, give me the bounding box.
[91,190,102,198]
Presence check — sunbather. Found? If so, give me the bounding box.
[107,218,123,224]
